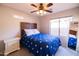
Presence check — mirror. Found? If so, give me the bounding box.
[68,20,78,51]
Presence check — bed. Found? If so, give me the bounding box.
[68,30,77,50]
[20,22,61,56]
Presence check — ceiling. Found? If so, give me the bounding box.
[1,3,79,17]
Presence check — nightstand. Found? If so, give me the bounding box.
[4,37,20,55]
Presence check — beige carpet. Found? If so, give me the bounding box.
[8,48,33,56]
[7,46,79,56]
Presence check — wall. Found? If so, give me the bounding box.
[70,22,78,31]
[40,7,79,51]
[40,7,79,34]
[0,5,40,40]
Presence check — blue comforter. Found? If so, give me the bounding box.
[68,36,77,50]
[20,33,61,56]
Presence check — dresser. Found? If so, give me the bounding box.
[4,37,20,55]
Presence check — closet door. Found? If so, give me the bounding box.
[50,19,59,36]
[60,18,70,47]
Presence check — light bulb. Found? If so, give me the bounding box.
[43,11,47,14]
[39,10,43,14]
[36,10,46,16]
[36,11,39,14]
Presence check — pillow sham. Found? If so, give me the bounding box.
[24,29,34,36]
[69,34,76,38]
[24,29,40,36]
[33,29,40,34]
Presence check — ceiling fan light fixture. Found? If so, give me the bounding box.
[39,10,44,14]
[36,10,47,16]
[31,3,53,16]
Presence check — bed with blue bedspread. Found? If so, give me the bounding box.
[20,33,61,56]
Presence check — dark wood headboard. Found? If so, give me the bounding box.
[69,30,77,36]
[20,22,37,29]
[20,22,37,38]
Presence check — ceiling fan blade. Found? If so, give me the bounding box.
[45,10,52,13]
[31,10,38,13]
[31,4,37,8]
[47,3,53,7]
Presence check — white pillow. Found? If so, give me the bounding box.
[24,29,34,36]
[24,29,40,36]
[33,29,40,34]
[69,34,76,38]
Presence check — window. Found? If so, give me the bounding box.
[50,17,73,47]
[50,17,72,36]
[50,19,59,36]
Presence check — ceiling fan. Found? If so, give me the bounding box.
[30,3,53,15]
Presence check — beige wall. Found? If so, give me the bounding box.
[0,5,40,40]
[40,7,79,34]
